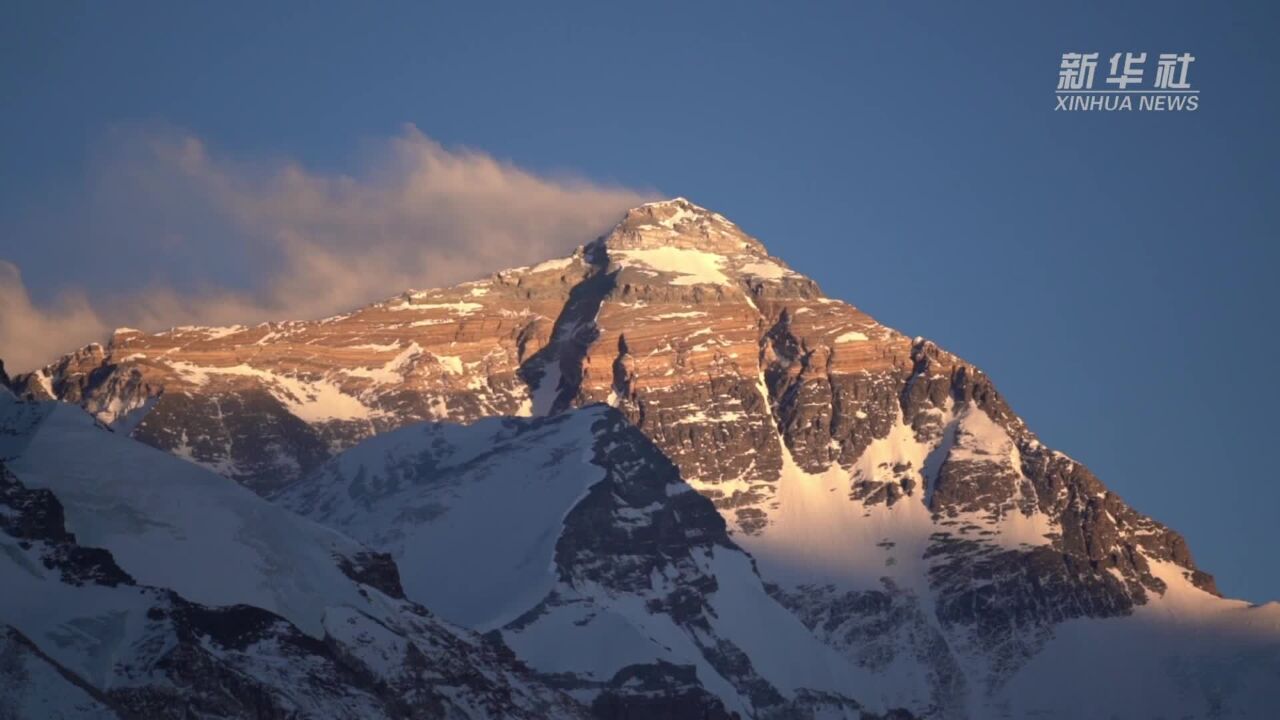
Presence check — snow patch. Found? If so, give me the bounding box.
[344,343,423,384]
[612,247,730,286]
[388,300,484,314]
[164,361,373,421]
[738,260,793,280]
[650,311,709,320]
[529,256,576,273]
[434,354,464,375]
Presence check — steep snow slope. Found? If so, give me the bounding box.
[280,409,607,630]
[279,405,897,719]
[0,474,386,718]
[0,395,588,719]
[0,627,114,720]
[0,394,378,637]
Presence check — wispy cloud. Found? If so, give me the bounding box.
[0,124,653,371]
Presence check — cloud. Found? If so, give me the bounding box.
[0,262,105,374]
[0,125,654,372]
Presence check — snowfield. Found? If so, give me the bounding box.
[2,395,373,636]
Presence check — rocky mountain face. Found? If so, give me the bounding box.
[9,248,587,494]
[8,198,1280,718]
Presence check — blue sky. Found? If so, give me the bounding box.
[2,1,1277,600]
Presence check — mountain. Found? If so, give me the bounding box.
[9,198,1280,718]
[0,392,586,719]
[276,405,903,719]
[270,408,1280,718]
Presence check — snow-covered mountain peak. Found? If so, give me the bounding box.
[7,192,1280,717]
[633,196,716,220]
[602,197,768,257]
[584,198,817,295]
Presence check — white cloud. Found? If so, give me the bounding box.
[0,262,104,374]
[0,124,654,372]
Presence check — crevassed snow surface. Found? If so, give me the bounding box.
[0,395,374,637]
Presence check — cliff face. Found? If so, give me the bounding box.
[11,250,588,492]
